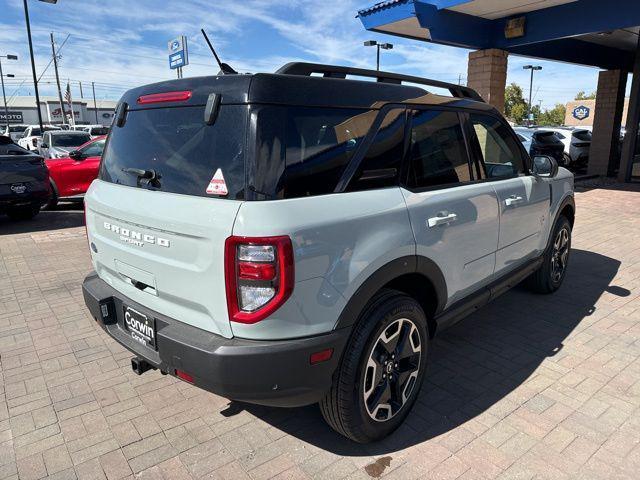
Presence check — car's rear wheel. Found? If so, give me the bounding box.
[527,216,571,293]
[6,204,40,221]
[45,179,59,210]
[320,289,429,443]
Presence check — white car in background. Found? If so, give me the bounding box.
[544,127,591,167]
[74,124,110,138]
[17,125,62,151]
[0,124,29,142]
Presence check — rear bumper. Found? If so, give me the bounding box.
[0,183,50,212]
[82,273,350,407]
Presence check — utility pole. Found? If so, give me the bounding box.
[78,81,83,98]
[92,82,98,123]
[0,57,10,131]
[50,32,66,125]
[24,0,44,130]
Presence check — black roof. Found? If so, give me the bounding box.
[120,62,492,113]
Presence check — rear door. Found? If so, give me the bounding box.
[86,102,247,338]
[467,113,550,275]
[401,108,499,306]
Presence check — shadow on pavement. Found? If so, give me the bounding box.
[0,202,84,235]
[235,249,627,455]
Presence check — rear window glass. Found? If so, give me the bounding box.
[90,127,110,136]
[573,130,592,142]
[9,126,27,133]
[250,106,373,199]
[51,134,92,147]
[100,105,246,199]
[534,131,561,145]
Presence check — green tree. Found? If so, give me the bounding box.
[538,104,567,126]
[575,91,596,100]
[505,83,528,124]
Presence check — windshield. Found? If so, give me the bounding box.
[100,105,246,199]
[9,126,27,133]
[51,134,92,147]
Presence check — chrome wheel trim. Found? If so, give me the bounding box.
[551,227,570,283]
[363,318,422,422]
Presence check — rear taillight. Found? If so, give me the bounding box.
[225,236,294,324]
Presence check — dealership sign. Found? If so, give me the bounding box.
[168,35,189,69]
[0,111,24,124]
[572,105,590,121]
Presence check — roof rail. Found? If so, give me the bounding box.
[275,62,484,102]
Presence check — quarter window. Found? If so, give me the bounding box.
[406,109,471,189]
[348,108,405,192]
[469,113,526,179]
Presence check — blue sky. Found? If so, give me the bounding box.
[0,0,608,109]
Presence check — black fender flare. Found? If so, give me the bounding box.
[333,255,447,330]
[546,194,575,250]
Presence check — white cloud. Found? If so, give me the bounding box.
[0,0,600,108]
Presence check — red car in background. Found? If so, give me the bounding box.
[45,136,106,209]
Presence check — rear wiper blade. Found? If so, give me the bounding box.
[122,167,161,188]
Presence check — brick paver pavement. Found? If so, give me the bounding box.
[1,183,639,480]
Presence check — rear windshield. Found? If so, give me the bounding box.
[100,105,246,199]
[9,126,27,133]
[573,130,592,142]
[52,134,92,147]
[533,131,561,145]
[90,127,110,136]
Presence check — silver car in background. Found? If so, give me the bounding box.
[37,130,92,159]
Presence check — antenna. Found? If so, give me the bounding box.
[200,29,237,75]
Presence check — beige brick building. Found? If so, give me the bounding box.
[564,98,630,127]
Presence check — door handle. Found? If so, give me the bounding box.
[505,195,524,207]
[427,212,457,228]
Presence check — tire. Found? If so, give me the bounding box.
[320,289,429,443]
[45,179,59,210]
[527,216,571,294]
[6,204,40,221]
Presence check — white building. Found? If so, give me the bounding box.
[0,96,117,126]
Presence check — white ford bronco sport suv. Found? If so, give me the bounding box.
[82,63,574,443]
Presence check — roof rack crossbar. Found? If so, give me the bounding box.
[276,62,484,102]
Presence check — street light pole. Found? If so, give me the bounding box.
[523,65,542,125]
[23,0,44,130]
[23,0,58,131]
[364,40,393,71]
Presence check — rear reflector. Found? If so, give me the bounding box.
[238,262,276,281]
[175,369,194,383]
[137,90,192,105]
[310,348,333,365]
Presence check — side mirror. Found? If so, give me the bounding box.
[532,155,559,178]
[40,143,48,149]
[69,150,84,160]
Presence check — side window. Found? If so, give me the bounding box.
[80,139,105,157]
[348,108,405,192]
[469,113,526,179]
[406,109,471,189]
[251,106,376,199]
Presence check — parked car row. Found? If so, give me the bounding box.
[513,126,592,170]
[1,124,107,219]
